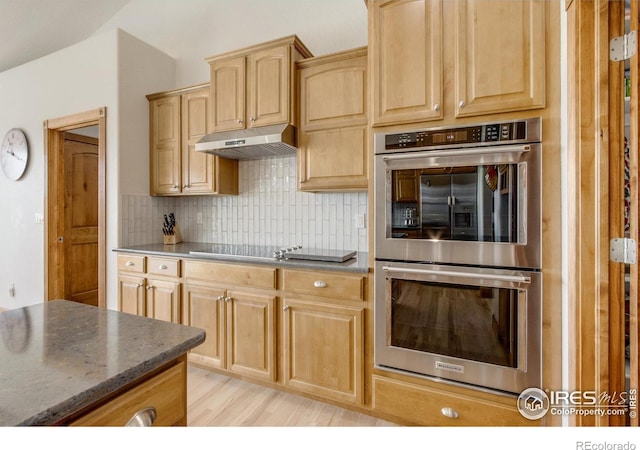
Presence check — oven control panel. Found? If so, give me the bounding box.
[383,119,537,150]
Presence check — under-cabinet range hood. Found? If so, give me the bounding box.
[195,123,297,160]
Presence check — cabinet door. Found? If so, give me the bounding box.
[118,274,145,316]
[282,298,363,405]
[181,87,216,194]
[150,95,181,195]
[454,0,545,117]
[146,278,181,323]
[393,170,419,202]
[298,126,368,191]
[210,56,246,132]
[225,290,276,382]
[371,0,443,126]
[183,284,226,369]
[247,45,290,128]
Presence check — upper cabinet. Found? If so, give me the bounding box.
[147,84,238,196]
[297,47,368,191]
[206,35,313,132]
[370,0,546,126]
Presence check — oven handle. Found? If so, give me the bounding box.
[381,145,531,162]
[382,266,531,284]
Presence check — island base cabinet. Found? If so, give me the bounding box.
[372,375,540,426]
[282,298,363,405]
[69,359,187,426]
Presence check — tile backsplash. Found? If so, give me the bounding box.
[121,156,369,252]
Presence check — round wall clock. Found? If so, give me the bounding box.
[1,128,29,180]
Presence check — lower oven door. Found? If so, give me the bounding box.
[374,260,541,394]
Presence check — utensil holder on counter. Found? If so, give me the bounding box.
[163,224,182,245]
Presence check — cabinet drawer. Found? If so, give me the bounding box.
[185,261,277,290]
[372,375,539,426]
[70,360,186,426]
[282,269,364,301]
[147,257,180,277]
[117,254,146,273]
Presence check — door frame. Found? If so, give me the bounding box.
[567,0,635,426]
[44,107,107,308]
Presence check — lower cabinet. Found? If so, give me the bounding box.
[182,261,277,383]
[69,358,187,426]
[281,297,363,405]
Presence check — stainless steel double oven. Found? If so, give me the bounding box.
[374,118,542,394]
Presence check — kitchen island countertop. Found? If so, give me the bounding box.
[113,242,370,273]
[0,300,205,426]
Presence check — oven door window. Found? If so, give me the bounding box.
[389,278,519,368]
[391,165,518,243]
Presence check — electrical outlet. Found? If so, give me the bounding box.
[196,212,203,224]
[355,213,366,229]
[35,213,44,224]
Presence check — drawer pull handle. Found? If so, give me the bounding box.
[159,264,168,270]
[126,406,157,427]
[126,261,135,267]
[313,280,327,288]
[440,407,459,419]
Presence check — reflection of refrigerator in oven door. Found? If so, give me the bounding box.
[451,173,477,240]
[420,174,451,239]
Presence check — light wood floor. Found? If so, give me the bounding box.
[187,364,397,426]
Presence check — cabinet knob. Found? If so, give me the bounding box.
[146,284,153,290]
[125,407,157,427]
[433,103,440,111]
[159,264,167,270]
[216,295,224,301]
[237,118,243,124]
[458,100,466,108]
[250,116,256,122]
[440,407,459,419]
[299,178,306,183]
[136,283,143,288]
[182,184,188,189]
[173,185,178,189]
[126,261,135,267]
[225,296,232,302]
[313,280,327,288]
[283,305,289,311]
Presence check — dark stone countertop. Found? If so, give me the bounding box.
[113,242,371,274]
[0,300,205,426]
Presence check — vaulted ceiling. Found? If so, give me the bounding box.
[0,0,132,73]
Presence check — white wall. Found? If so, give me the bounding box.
[94,0,368,87]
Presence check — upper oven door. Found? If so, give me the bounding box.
[374,143,541,269]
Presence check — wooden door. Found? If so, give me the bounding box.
[118,274,145,316]
[370,0,443,126]
[627,0,639,427]
[150,95,181,195]
[183,283,225,369]
[63,133,98,306]
[247,45,290,128]
[210,56,246,132]
[225,290,276,382]
[282,298,363,405]
[146,278,181,323]
[181,87,215,194]
[453,0,546,117]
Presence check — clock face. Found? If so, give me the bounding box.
[1,128,29,181]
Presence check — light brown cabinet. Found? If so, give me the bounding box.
[183,260,277,382]
[147,84,238,196]
[69,358,187,426]
[117,254,182,324]
[281,269,365,405]
[207,35,313,132]
[370,0,546,126]
[297,47,368,191]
